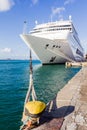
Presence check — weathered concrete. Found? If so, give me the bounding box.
[32,67,87,130]
[61,67,87,130]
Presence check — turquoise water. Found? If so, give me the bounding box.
[0,60,80,130]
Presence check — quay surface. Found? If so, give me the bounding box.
[33,67,87,130]
[66,61,87,67]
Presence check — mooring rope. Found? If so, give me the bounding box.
[21,50,37,122]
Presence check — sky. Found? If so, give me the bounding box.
[0,0,87,59]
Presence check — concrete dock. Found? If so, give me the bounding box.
[66,61,87,67]
[32,67,87,130]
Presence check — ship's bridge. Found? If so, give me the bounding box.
[30,20,73,34]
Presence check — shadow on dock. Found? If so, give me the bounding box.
[33,97,75,130]
[40,98,74,125]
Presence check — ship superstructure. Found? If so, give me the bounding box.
[20,17,84,64]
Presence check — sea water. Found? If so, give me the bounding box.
[0,60,80,130]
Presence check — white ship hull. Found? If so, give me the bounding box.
[20,32,84,64]
[20,19,84,64]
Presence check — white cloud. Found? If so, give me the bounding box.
[1,48,12,53]
[0,0,14,12]
[52,7,65,15]
[50,7,65,20]
[64,0,75,5]
[31,0,39,5]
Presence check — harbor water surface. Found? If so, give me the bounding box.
[0,60,80,130]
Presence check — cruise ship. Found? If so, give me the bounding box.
[20,17,85,65]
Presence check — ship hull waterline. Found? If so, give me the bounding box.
[20,34,83,65]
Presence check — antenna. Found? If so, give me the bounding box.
[23,21,27,34]
[69,15,72,21]
[35,20,38,25]
[50,15,52,22]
